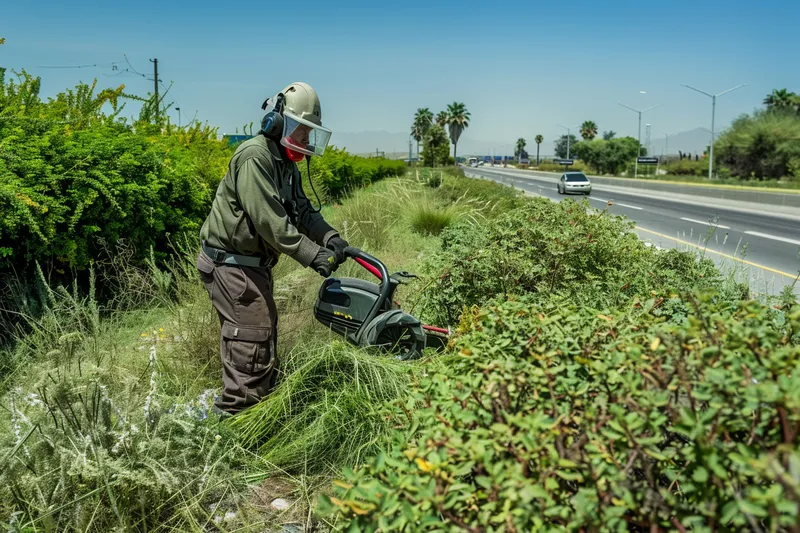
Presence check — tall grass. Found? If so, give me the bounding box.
[228,341,413,477]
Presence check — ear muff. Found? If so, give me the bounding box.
[260,93,285,138]
[260,112,283,138]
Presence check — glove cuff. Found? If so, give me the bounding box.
[322,230,339,248]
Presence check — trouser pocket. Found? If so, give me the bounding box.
[221,322,273,374]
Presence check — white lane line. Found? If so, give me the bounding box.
[588,197,608,203]
[744,231,800,246]
[616,203,642,210]
[680,217,731,229]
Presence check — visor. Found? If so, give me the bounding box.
[280,111,332,157]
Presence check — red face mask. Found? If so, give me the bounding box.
[285,147,306,162]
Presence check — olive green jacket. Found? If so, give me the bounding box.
[199,135,338,267]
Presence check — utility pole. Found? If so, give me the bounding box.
[176,107,181,128]
[681,83,747,180]
[618,103,660,177]
[557,124,579,160]
[150,58,159,118]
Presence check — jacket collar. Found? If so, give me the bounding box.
[264,135,283,162]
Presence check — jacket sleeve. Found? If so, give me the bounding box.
[292,165,339,247]
[236,157,321,267]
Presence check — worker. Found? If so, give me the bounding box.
[196,82,349,416]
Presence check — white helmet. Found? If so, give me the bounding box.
[273,82,332,159]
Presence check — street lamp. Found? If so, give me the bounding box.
[655,129,670,157]
[618,102,660,177]
[175,107,181,128]
[556,124,579,160]
[681,83,747,179]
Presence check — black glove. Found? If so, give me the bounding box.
[310,247,338,278]
[326,235,349,266]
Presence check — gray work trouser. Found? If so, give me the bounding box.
[196,250,278,415]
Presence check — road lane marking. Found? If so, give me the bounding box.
[616,203,642,210]
[744,231,800,246]
[635,226,797,278]
[680,217,731,229]
[589,197,608,203]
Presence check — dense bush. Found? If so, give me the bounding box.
[0,70,231,278]
[301,147,406,201]
[662,158,713,176]
[715,109,800,180]
[322,294,800,531]
[415,196,737,326]
[573,136,640,175]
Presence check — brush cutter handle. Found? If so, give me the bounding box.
[344,246,387,282]
[344,246,391,341]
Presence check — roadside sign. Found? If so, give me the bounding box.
[553,158,574,166]
[637,157,659,164]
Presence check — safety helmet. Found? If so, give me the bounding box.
[262,82,332,161]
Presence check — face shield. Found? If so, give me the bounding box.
[280,111,332,159]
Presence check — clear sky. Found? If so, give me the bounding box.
[3,0,799,154]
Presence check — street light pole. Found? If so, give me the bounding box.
[655,129,669,158]
[175,107,181,128]
[681,83,747,180]
[618,103,660,178]
[556,124,579,160]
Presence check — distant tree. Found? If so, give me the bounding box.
[554,134,580,159]
[0,37,5,45]
[445,102,470,164]
[764,89,796,109]
[716,108,800,179]
[422,124,449,167]
[602,130,616,140]
[534,134,544,164]
[411,108,433,157]
[514,137,527,158]
[580,120,598,140]
[436,110,449,127]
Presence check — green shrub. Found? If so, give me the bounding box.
[662,158,711,176]
[321,294,800,531]
[415,197,733,326]
[715,109,800,179]
[303,148,406,200]
[434,169,525,219]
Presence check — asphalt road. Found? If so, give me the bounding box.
[464,166,800,296]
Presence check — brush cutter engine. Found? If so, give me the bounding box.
[314,247,448,360]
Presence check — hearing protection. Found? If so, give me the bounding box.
[260,93,285,138]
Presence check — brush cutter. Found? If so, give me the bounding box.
[313,246,449,360]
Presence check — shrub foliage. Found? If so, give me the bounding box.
[322,294,800,531]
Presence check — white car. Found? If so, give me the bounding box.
[557,172,592,195]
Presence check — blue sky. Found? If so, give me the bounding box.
[3,0,799,154]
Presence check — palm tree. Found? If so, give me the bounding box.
[534,134,543,165]
[412,108,434,158]
[764,89,796,109]
[580,120,598,140]
[436,110,449,127]
[445,102,470,164]
[514,138,527,158]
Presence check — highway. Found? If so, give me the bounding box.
[463,166,800,297]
